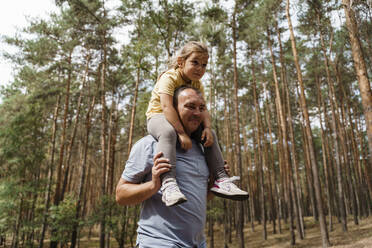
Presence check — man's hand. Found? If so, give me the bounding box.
[178,133,192,150]
[152,152,171,190]
[115,152,172,206]
[201,127,214,147]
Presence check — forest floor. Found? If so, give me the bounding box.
[208,216,372,248]
[75,215,372,247]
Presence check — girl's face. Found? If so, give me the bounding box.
[178,52,208,82]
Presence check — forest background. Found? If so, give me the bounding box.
[0,0,371,247]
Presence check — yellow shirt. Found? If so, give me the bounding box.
[146,68,205,119]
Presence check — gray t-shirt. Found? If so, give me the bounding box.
[122,135,209,248]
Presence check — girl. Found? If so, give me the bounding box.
[146,41,248,207]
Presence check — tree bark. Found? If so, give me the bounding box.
[267,28,304,240]
[51,51,73,248]
[61,54,90,201]
[100,31,108,248]
[232,4,245,247]
[39,95,60,248]
[70,95,96,248]
[315,76,334,231]
[342,0,372,167]
[250,54,267,240]
[317,17,348,231]
[286,0,330,246]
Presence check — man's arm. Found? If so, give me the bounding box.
[115,152,171,206]
[116,178,159,205]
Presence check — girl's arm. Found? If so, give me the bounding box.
[160,93,192,150]
[201,110,214,147]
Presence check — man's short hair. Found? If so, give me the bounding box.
[173,85,203,108]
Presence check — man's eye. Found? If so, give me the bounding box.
[202,64,207,68]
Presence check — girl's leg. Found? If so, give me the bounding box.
[147,114,187,206]
[191,126,227,179]
[147,114,177,182]
[192,126,249,201]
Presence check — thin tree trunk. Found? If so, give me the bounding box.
[315,77,334,232]
[61,54,90,201]
[250,54,267,240]
[100,27,108,248]
[286,0,330,245]
[267,28,303,240]
[232,5,245,247]
[39,95,61,248]
[127,59,141,155]
[317,17,348,231]
[263,94,277,234]
[342,0,372,166]
[11,195,24,248]
[71,95,96,248]
[51,51,73,248]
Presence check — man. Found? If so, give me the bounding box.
[116,86,231,247]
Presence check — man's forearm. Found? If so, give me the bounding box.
[116,178,158,206]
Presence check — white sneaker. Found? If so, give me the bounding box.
[161,179,187,207]
[210,176,249,201]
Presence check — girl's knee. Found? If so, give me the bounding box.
[160,126,177,140]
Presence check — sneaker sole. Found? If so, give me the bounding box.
[211,190,249,201]
[166,198,187,207]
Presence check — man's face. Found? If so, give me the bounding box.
[176,89,206,135]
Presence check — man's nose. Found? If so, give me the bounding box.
[192,108,202,115]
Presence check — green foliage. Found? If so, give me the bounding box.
[0,0,371,246]
[49,195,78,244]
[0,180,19,234]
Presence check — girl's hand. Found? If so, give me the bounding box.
[178,133,192,150]
[201,127,214,147]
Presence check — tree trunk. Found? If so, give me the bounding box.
[61,54,90,201]
[71,95,96,248]
[232,5,245,248]
[267,28,304,240]
[286,0,330,246]
[51,51,73,248]
[342,0,372,166]
[263,95,277,234]
[317,18,348,231]
[39,95,60,248]
[315,76,334,231]
[250,54,267,240]
[99,24,108,247]
[11,195,24,248]
[127,59,141,155]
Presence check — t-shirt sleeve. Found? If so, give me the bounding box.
[121,138,155,183]
[157,72,178,96]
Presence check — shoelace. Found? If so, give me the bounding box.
[161,182,179,194]
[220,176,240,184]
